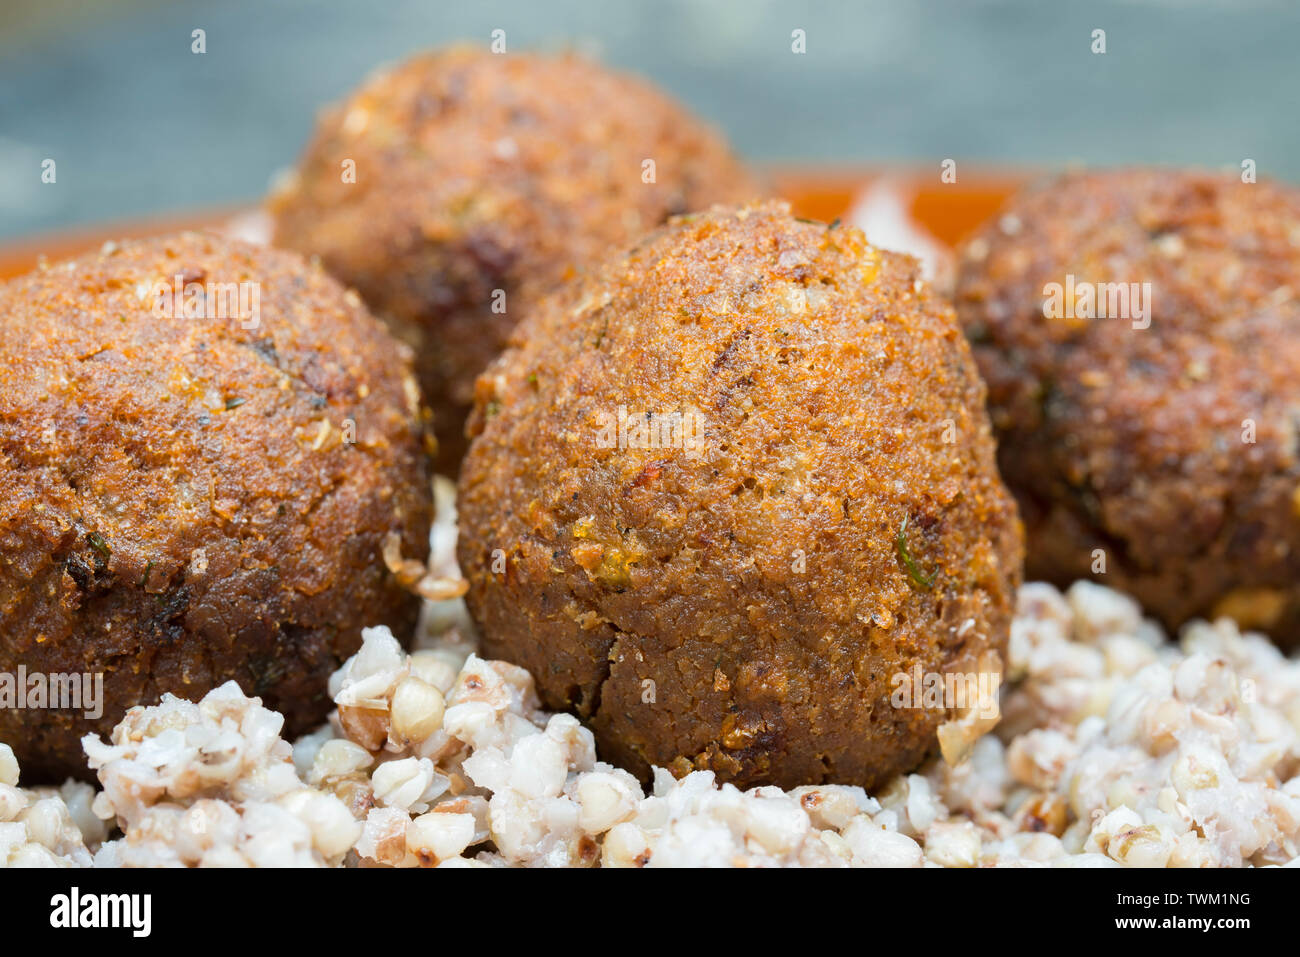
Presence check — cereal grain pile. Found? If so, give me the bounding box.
[2,484,1298,868]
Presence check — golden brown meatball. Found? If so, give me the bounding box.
[457,202,1023,790]
[270,47,762,471]
[955,169,1300,645]
[0,233,432,781]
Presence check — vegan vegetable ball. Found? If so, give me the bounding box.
[270,47,761,470]
[457,201,1024,790]
[0,233,433,781]
[955,169,1300,646]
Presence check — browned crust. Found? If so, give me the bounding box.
[270,47,762,471]
[0,232,432,780]
[458,202,1022,789]
[955,169,1300,645]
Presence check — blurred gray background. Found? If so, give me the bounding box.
[1,0,1297,240]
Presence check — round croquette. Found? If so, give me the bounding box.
[457,202,1023,790]
[954,169,1300,645]
[0,233,433,781]
[269,47,762,471]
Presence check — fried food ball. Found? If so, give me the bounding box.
[955,169,1300,645]
[270,47,761,471]
[457,202,1023,790]
[0,233,432,781]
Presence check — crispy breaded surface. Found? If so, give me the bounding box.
[955,170,1300,645]
[270,47,761,470]
[458,202,1022,789]
[0,233,432,780]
